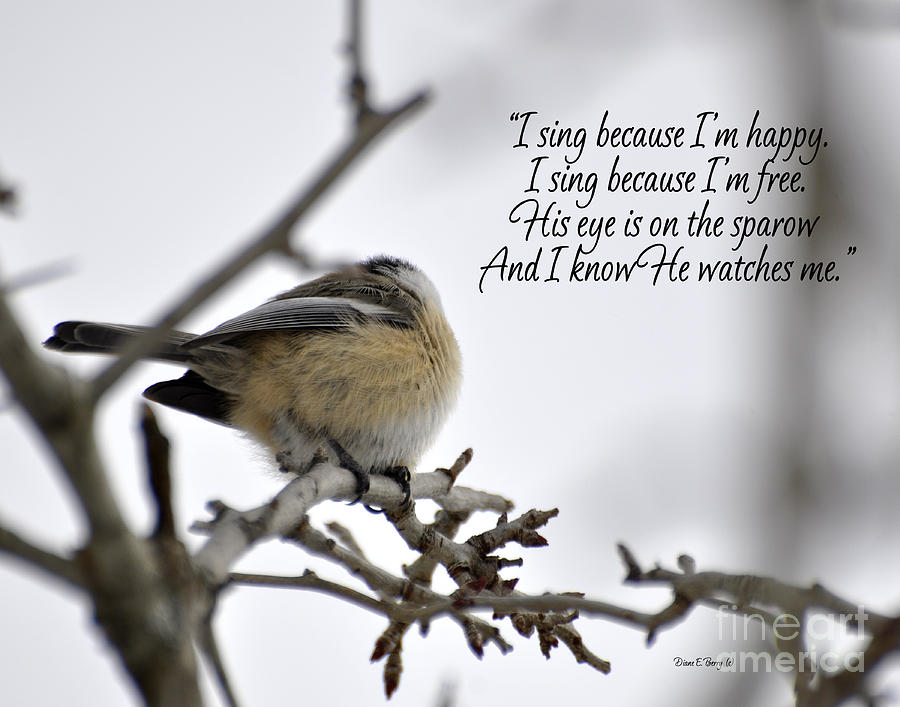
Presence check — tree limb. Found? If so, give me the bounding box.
[192,457,510,585]
[91,90,428,402]
[141,404,175,540]
[0,521,84,589]
[0,268,128,540]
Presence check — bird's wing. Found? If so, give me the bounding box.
[185,296,411,347]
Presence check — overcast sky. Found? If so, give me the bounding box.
[2,2,899,706]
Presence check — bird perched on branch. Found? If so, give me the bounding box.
[44,256,462,502]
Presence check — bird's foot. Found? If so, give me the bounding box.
[327,438,370,503]
[362,466,411,515]
[380,465,411,505]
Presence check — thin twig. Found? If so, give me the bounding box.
[287,519,437,605]
[0,169,16,215]
[260,517,516,668]
[141,404,175,540]
[197,620,242,707]
[324,520,366,559]
[0,259,74,294]
[231,570,390,616]
[621,545,891,632]
[0,522,84,588]
[347,0,369,121]
[228,567,678,637]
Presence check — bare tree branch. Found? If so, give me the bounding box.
[347,0,370,122]
[0,274,129,540]
[0,259,74,294]
[232,570,390,616]
[86,0,427,404]
[196,622,242,707]
[801,616,900,707]
[230,534,900,706]
[0,521,84,589]
[90,90,428,402]
[2,254,204,707]
[619,544,891,634]
[141,404,175,540]
[231,514,517,692]
[0,166,16,215]
[618,546,899,707]
[192,456,510,585]
[0,8,438,696]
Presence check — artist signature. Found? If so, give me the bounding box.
[673,656,734,670]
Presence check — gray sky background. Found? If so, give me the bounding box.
[2,2,899,706]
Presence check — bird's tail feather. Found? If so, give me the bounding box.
[43,321,194,363]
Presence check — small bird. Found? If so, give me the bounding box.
[44,256,463,501]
